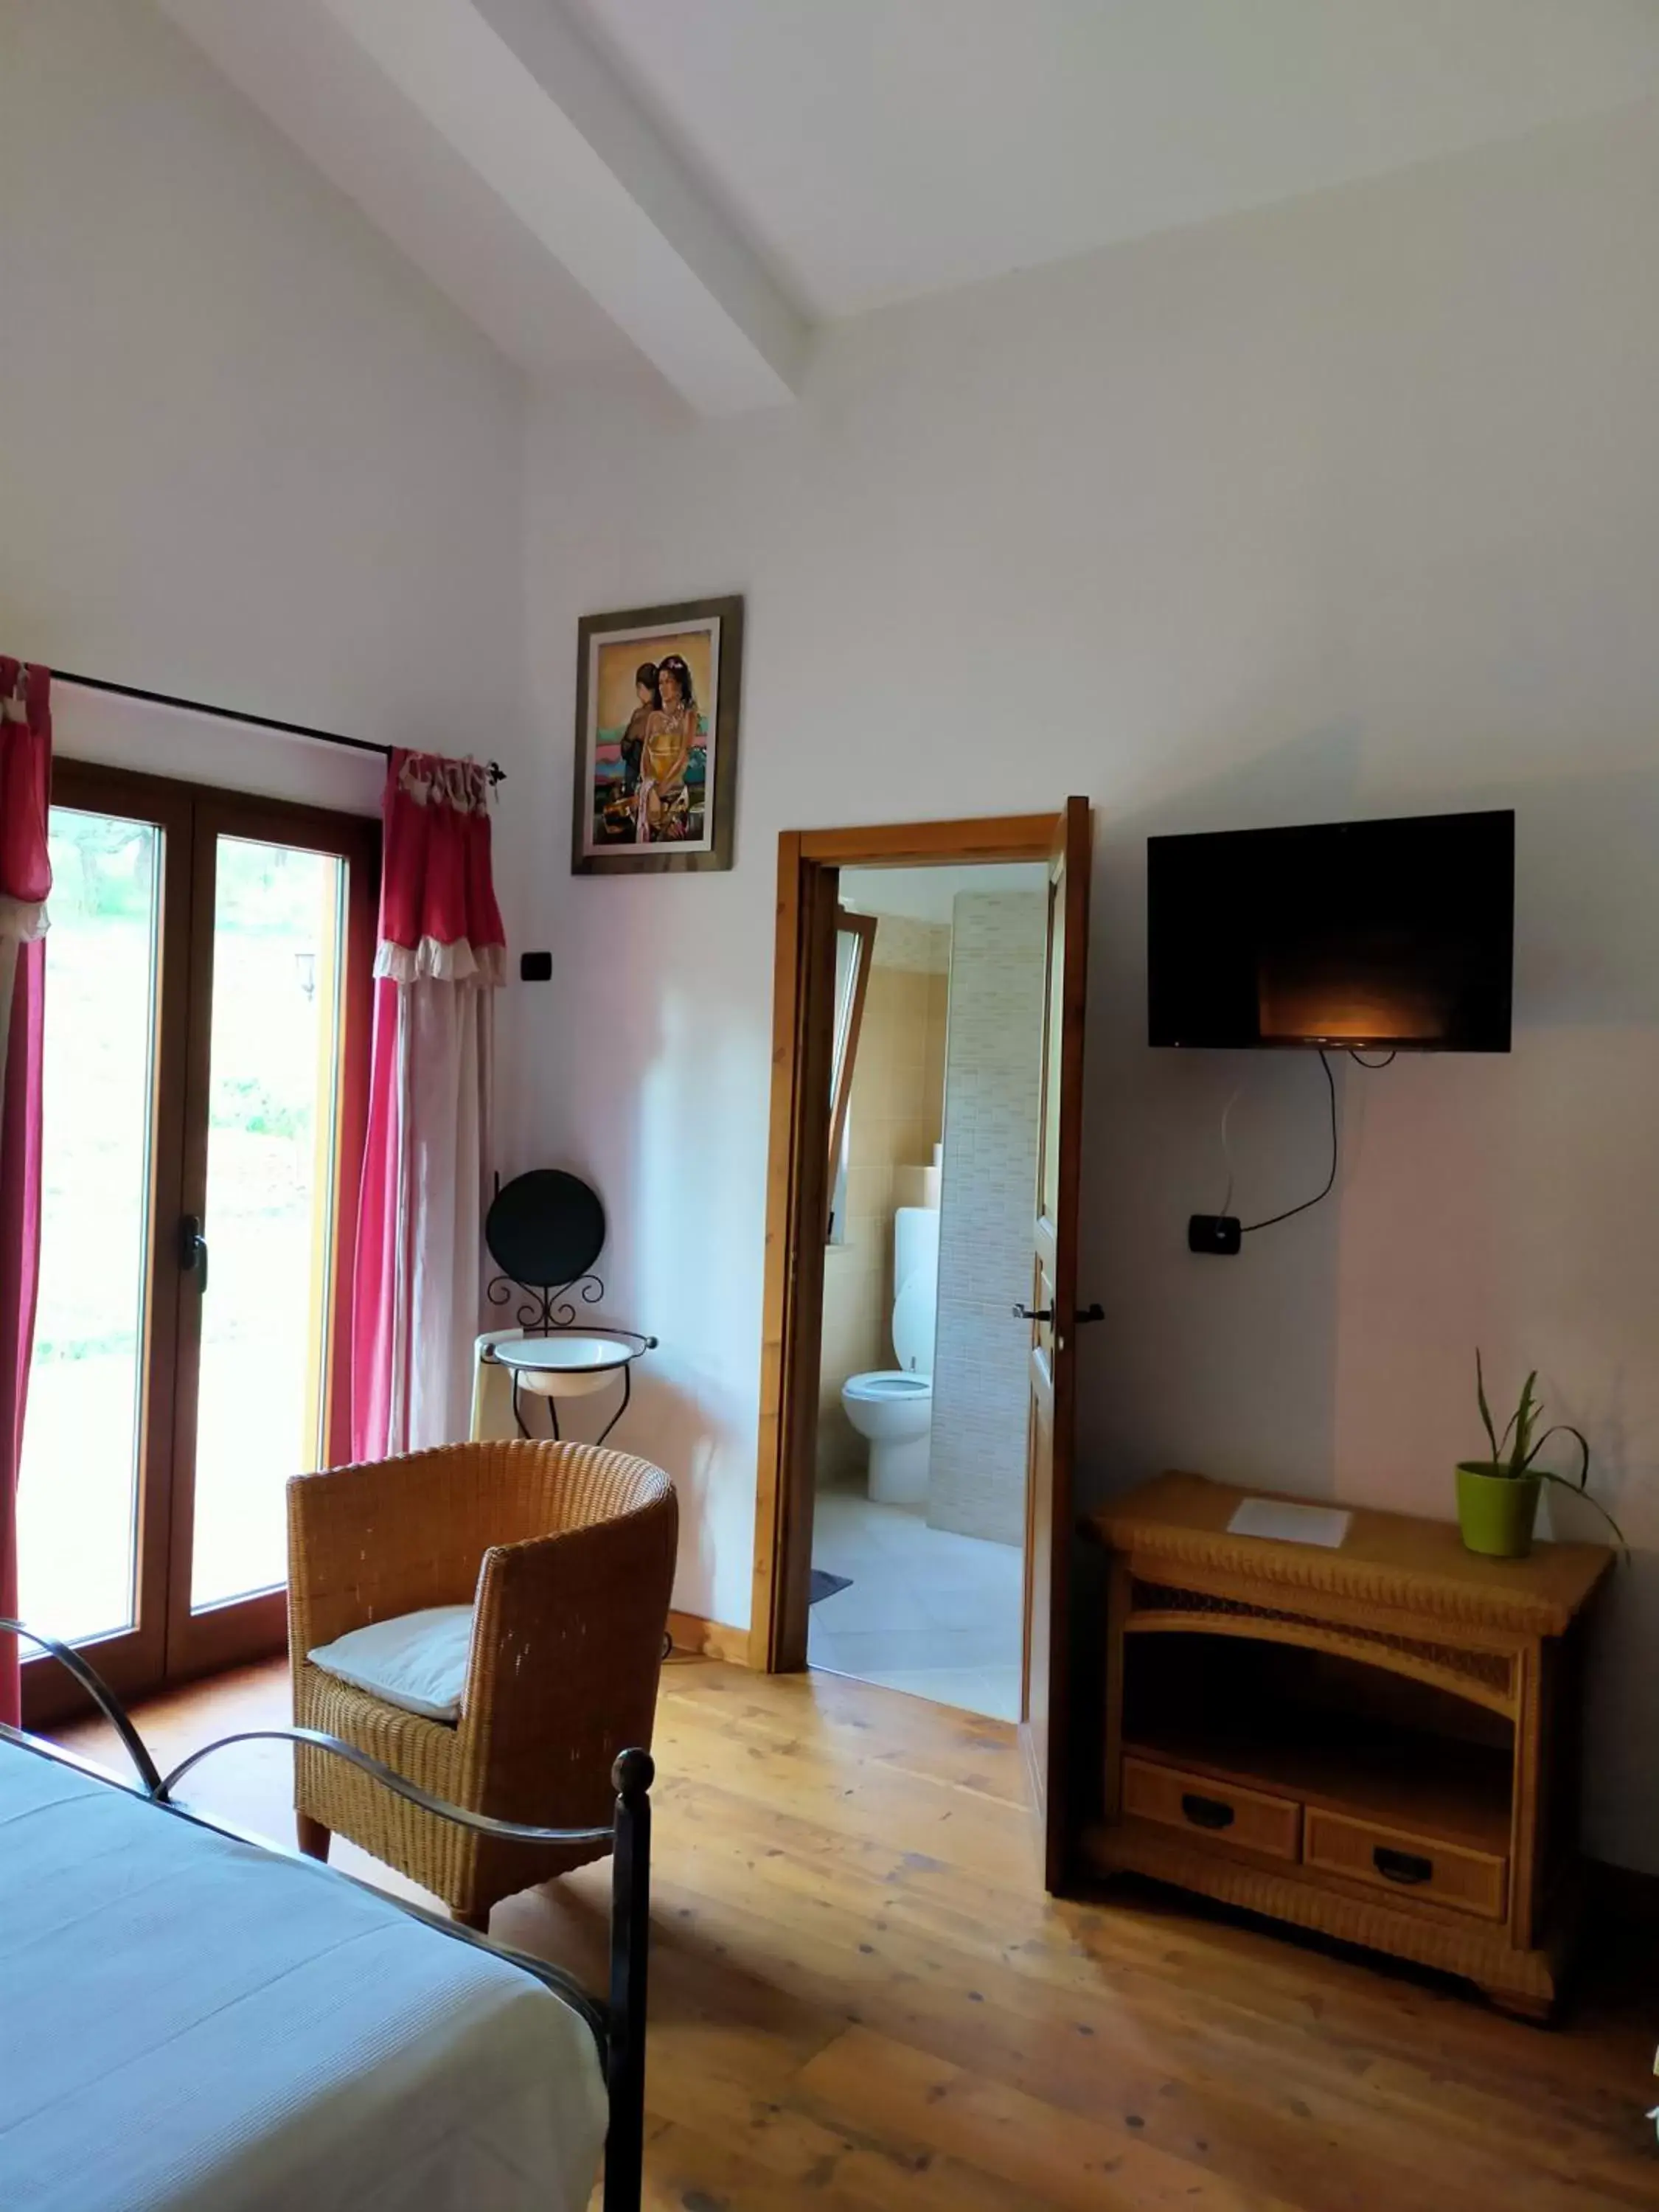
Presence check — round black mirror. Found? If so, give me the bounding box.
[484,1170,605,1290]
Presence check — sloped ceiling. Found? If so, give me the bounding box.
[566,0,1659,318]
[159,0,1659,410]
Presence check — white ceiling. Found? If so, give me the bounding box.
[156,0,1659,406]
[566,0,1659,319]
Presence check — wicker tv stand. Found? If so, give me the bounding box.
[1083,1472,1612,2018]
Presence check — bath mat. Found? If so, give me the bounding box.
[808,1569,852,1606]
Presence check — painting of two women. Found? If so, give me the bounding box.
[573,599,742,875]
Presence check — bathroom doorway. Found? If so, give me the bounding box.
[810,862,1048,1720]
[752,804,1093,1879]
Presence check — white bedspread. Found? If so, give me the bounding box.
[0,1741,608,2212]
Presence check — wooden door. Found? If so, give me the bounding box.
[770,849,841,1674]
[1020,796,1093,1891]
[164,791,377,1683]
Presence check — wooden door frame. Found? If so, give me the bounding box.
[751,811,1063,1677]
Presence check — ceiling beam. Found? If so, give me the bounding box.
[320,0,807,412]
[157,0,807,412]
[156,0,630,378]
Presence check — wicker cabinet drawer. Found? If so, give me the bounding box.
[1121,1756,1301,1862]
[1303,1809,1507,1921]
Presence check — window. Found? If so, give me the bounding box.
[826,908,876,1242]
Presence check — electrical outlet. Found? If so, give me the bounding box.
[1189,1213,1242,1256]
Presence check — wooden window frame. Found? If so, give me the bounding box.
[21,761,378,1726]
[825,907,877,1242]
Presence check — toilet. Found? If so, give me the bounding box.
[841,1206,939,1505]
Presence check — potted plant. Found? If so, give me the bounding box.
[1457,1353,1628,1560]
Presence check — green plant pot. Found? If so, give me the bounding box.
[1455,1461,1542,1559]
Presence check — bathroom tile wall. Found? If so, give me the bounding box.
[928,891,1048,1542]
[817,916,949,1485]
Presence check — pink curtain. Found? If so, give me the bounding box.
[351,751,505,1462]
[0,661,52,1726]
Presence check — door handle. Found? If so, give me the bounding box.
[179,1213,209,1295]
[1077,1302,1105,1324]
[1372,1846,1433,1886]
[1180,1792,1236,1832]
[1012,1304,1052,1323]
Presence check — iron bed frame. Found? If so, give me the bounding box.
[1,1621,652,2212]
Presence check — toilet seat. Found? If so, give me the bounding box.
[844,1370,931,1401]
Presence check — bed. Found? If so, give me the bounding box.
[0,1624,652,2212]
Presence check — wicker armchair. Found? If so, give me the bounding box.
[287,1439,676,1927]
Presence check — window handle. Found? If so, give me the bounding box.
[179,1213,208,1295]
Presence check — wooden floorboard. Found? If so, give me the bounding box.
[53,1657,1659,2212]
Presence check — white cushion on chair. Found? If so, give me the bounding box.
[307,1605,475,1723]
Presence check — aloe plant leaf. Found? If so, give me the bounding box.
[1526,1423,1590,1489]
[1475,1349,1500,1462]
[1512,1371,1541,1474]
[1534,1466,1628,1556]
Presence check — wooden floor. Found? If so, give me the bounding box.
[55,1657,1659,2212]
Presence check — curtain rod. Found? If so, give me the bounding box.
[49,667,507,786]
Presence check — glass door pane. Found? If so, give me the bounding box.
[17,810,160,1645]
[189,837,345,1611]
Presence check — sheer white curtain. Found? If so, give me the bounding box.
[394,978,493,1452]
[352,753,504,1460]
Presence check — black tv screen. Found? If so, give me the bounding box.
[1147,810,1514,1051]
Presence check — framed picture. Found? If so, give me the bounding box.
[571,595,744,874]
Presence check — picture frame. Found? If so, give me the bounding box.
[570,594,744,874]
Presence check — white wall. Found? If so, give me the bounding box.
[521,96,1659,1870]
[930,891,1047,1545]
[7,4,1654,1868]
[0,0,539,1197]
[0,0,526,804]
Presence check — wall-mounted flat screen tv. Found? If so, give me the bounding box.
[1147,810,1514,1051]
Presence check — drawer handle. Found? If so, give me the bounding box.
[1373,1846,1433,1886]
[1180,1792,1236,1832]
